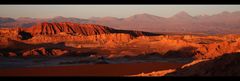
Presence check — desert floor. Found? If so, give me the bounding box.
[0,62,184,76]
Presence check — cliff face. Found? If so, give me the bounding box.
[24,22,157,37]
[19,22,157,44]
[24,22,114,36]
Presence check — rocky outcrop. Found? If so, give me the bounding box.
[1,25,240,59]
[24,22,114,36]
[8,52,17,57]
[22,47,69,57]
[132,52,240,76]
[165,52,240,76]
[24,22,158,37]
[25,33,133,44]
[0,28,32,40]
[51,49,69,56]
[0,28,21,40]
[195,40,240,59]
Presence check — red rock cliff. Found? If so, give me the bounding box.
[24,22,158,37]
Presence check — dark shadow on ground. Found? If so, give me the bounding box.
[165,52,240,76]
[114,29,163,37]
[18,31,33,40]
[0,40,97,57]
[162,46,198,58]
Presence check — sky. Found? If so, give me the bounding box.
[0,5,240,19]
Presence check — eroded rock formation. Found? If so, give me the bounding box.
[1,22,240,59]
[22,47,69,57]
[195,40,240,59]
[24,22,157,37]
[165,52,240,76]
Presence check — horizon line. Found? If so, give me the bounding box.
[0,10,239,19]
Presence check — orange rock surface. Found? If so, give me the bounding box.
[24,22,155,37]
[22,47,69,57]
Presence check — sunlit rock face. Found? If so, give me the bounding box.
[195,40,240,59]
[24,22,156,37]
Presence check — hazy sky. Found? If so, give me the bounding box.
[0,5,240,19]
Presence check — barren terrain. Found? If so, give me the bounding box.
[0,22,240,76]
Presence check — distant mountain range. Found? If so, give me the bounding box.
[1,11,240,34]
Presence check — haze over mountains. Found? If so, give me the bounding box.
[1,11,240,34]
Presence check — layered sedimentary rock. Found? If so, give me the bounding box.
[0,22,159,57]
[24,22,114,36]
[1,22,240,59]
[24,22,156,37]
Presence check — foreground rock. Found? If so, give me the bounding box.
[132,52,240,76]
[165,52,240,76]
